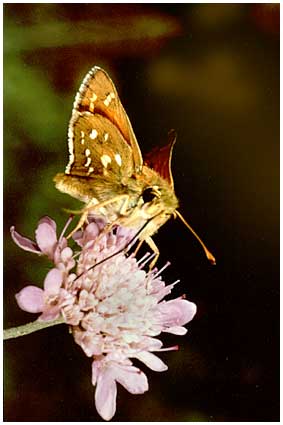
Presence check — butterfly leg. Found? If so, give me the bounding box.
[118,195,131,216]
[66,206,92,238]
[99,195,133,237]
[134,239,144,256]
[98,195,131,234]
[144,237,159,269]
[66,195,131,238]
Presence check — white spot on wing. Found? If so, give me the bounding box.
[101,154,112,168]
[80,130,85,145]
[104,133,109,142]
[85,149,91,157]
[89,93,98,111]
[90,129,98,139]
[88,166,94,175]
[73,67,99,111]
[114,153,122,167]
[104,98,110,107]
[84,157,91,168]
[103,92,115,107]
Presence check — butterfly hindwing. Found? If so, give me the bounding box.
[144,130,176,189]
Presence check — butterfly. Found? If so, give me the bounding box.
[54,66,215,266]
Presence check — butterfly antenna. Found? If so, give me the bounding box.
[175,210,216,265]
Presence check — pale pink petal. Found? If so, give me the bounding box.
[74,331,103,357]
[15,286,44,313]
[53,241,67,265]
[84,222,100,241]
[35,221,57,258]
[88,216,106,231]
[164,326,188,335]
[95,370,117,421]
[72,222,100,247]
[38,306,61,322]
[156,299,197,328]
[43,268,63,294]
[10,227,41,254]
[134,351,168,372]
[116,226,136,241]
[60,247,73,262]
[112,364,149,394]
[92,360,101,386]
[151,282,177,301]
[141,337,163,351]
[38,216,57,232]
[72,230,84,247]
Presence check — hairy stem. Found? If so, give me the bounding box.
[3,317,65,340]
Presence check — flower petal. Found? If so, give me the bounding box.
[141,337,163,351]
[72,230,84,247]
[164,326,188,335]
[38,307,61,322]
[10,226,41,254]
[43,268,63,294]
[84,222,100,241]
[35,219,57,258]
[15,285,44,313]
[92,360,101,386]
[156,299,197,328]
[74,331,103,357]
[95,369,117,421]
[151,281,177,302]
[116,225,136,242]
[60,247,73,263]
[134,351,168,372]
[112,363,149,394]
[38,216,57,232]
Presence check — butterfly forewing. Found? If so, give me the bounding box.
[67,112,135,182]
[70,66,143,172]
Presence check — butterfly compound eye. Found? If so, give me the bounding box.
[142,187,156,203]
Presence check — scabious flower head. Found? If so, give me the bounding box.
[11,216,197,421]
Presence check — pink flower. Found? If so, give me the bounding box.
[11,216,197,421]
[92,356,148,421]
[15,266,76,322]
[12,216,76,322]
[10,216,70,264]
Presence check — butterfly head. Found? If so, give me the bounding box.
[140,184,177,216]
[130,166,179,238]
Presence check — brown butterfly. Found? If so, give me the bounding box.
[54,66,215,266]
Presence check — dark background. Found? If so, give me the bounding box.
[4,4,279,422]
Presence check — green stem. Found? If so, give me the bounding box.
[3,316,65,340]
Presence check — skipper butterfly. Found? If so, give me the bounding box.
[54,66,215,265]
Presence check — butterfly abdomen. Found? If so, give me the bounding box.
[54,172,136,204]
